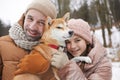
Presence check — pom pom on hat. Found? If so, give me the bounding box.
[26,0,57,19]
[68,19,92,44]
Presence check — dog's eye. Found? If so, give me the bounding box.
[66,24,68,27]
[56,26,62,29]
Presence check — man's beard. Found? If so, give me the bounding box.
[24,31,42,41]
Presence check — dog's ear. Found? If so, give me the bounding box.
[45,16,52,30]
[47,16,52,26]
[63,12,70,22]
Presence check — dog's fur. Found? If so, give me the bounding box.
[71,56,92,63]
[13,13,73,80]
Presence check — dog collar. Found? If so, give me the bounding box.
[48,44,59,50]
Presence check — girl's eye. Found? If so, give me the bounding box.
[75,39,80,43]
[66,40,70,44]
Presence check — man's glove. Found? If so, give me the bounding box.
[51,51,69,69]
[14,52,50,75]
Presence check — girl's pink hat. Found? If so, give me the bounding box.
[68,19,92,44]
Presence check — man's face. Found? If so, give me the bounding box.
[24,9,47,41]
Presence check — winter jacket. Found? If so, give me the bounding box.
[0,35,55,80]
[0,35,27,80]
[58,37,112,80]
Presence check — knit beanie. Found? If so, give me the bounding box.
[68,19,92,44]
[26,0,57,19]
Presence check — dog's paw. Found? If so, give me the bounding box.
[84,57,92,63]
[71,57,81,62]
[71,56,92,63]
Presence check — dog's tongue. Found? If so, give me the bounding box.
[48,44,59,50]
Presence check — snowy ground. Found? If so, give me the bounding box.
[93,27,120,80]
[112,62,120,80]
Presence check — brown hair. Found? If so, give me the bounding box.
[66,43,94,71]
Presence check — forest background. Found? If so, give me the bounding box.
[0,0,120,79]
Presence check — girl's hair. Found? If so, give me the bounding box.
[66,43,94,71]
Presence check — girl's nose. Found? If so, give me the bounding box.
[70,42,76,49]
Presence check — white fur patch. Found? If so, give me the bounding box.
[50,23,72,46]
[71,56,92,63]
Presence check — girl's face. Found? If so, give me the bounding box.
[66,34,87,57]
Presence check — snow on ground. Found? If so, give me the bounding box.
[112,62,120,80]
[94,27,120,80]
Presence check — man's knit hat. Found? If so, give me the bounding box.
[68,19,92,44]
[26,0,57,19]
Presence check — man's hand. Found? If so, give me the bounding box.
[51,51,69,69]
[14,52,50,75]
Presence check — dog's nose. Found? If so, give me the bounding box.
[69,31,74,36]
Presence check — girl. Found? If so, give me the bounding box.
[51,19,112,80]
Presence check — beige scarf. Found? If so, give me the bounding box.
[9,23,39,50]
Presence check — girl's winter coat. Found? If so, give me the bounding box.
[58,37,112,80]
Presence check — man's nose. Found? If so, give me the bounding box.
[29,22,37,30]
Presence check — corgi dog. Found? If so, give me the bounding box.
[13,13,73,80]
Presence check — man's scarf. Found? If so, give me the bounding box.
[9,23,39,50]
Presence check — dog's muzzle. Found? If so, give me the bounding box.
[69,31,74,36]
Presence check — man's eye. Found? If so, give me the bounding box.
[39,22,45,27]
[27,17,33,21]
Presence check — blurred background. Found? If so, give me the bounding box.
[0,0,120,79]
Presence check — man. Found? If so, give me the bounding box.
[0,0,57,80]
